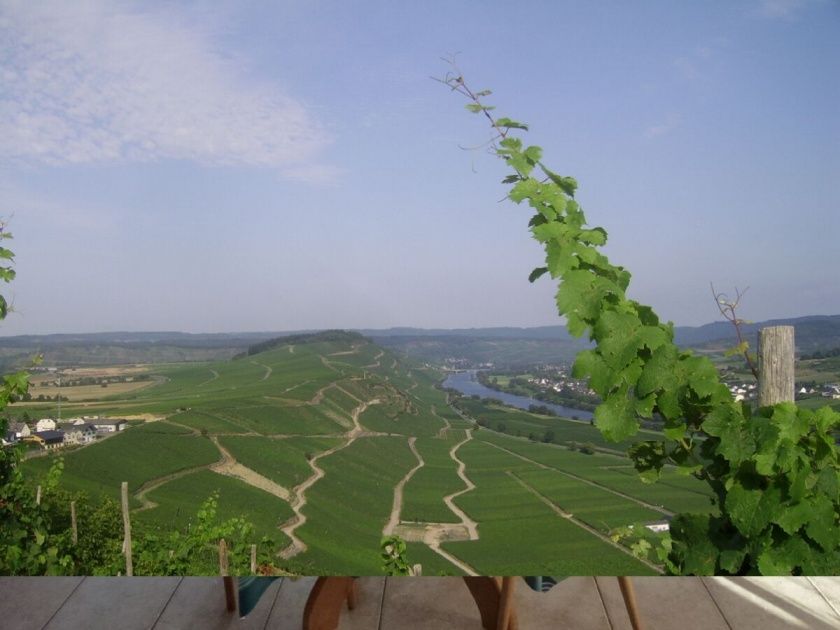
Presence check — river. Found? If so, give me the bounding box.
[442,370,594,421]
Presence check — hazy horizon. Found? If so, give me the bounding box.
[2,1,838,336]
[3,310,840,340]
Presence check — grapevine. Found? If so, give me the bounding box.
[443,68,840,574]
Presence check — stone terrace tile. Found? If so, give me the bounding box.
[0,577,84,630]
[808,577,840,619]
[44,576,181,630]
[596,577,728,630]
[266,576,317,630]
[379,577,485,629]
[339,577,385,630]
[153,577,284,630]
[702,577,840,630]
[518,578,610,630]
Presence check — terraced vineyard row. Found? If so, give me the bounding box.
[19,332,716,575]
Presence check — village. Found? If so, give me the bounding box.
[2,416,129,452]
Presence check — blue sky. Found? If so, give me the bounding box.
[1,0,838,335]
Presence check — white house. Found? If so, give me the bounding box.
[63,423,97,445]
[35,418,56,432]
[644,520,671,533]
[8,422,31,439]
[93,419,127,433]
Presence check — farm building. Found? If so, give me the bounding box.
[35,418,57,432]
[92,419,127,433]
[30,430,65,450]
[8,421,31,439]
[61,423,97,445]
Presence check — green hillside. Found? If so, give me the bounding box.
[19,332,716,575]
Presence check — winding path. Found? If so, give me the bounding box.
[431,405,452,438]
[441,430,479,540]
[133,462,219,512]
[196,369,220,388]
[251,360,273,381]
[279,398,380,559]
[209,436,291,501]
[382,437,425,536]
[388,429,480,575]
[363,350,384,369]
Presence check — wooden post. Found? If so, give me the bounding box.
[250,544,257,574]
[219,539,229,575]
[220,539,236,612]
[70,501,78,545]
[121,481,133,576]
[758,326,795,406]
[36,485,41,505]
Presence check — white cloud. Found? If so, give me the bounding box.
[644,113,682,139]
[0,1,332,173]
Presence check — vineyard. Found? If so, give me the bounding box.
[14,331,722,575]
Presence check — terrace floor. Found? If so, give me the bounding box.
[2,575,839,630]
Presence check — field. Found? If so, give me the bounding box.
[16,332,723,575]
[135,468,294,543]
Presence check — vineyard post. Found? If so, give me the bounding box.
[220,539,236,612]
[250,544,257,574]
[758,326,795,406]
[121,481,133,576]
[70,500,78,545]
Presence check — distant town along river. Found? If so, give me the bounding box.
[442,369,594,422]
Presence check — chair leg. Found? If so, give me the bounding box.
[617,577,644,630]
[223,576,237,613]
[346,578,358,611]
[303,577,355,630]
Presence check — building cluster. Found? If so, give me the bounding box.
[819,384,840,399]
[717,381,840,402]
[2,417,128,450]
[443,358,494,369]
[526,367,596,397]
[725,382,757,402]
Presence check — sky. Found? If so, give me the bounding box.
[1,0,838,335]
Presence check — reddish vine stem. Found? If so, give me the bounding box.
[711,283,759,380]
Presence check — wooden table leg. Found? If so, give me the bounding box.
[497,577,517,630]
[222,576,236,612]
[617,577,644,630]
[303,577,356,630]
[463,577,518,630]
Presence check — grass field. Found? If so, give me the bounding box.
[401,433,466,523]
[136,468,294,544]
[441,440,655,575]
[23,422,220,504]
[219,436,344,489]
[295,436,416,574]
[13,333,737,575]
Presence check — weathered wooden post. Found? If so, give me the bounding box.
[35,485,41,506]
[220,539,236,612]
[70,500,78,545]
[758,326,795,406]
[250,544,257,574]
[121,482,133,576]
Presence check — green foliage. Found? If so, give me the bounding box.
[0,226,73,575]
[449,75,840,574]
[380,535,411,576]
